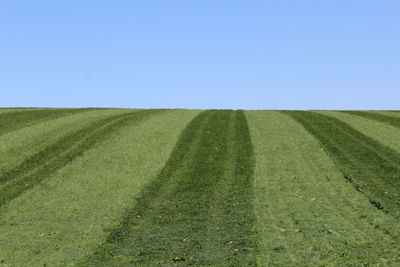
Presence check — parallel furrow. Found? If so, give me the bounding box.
[0,108,99,136]
[340,111,400,128]
[0,109,165,208]
[81,110,258,266]
[282,111,400,219]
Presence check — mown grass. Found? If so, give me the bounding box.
[0,110,201,266]
[1,108,400,266]
[317,110,400,154]
[81,110,258,266]
[0,109,165,208]
[246,110,400,266]
[0,109,134,174]
[282,111,400,220]
[340,110,400,128]
[0,108,98,136]
[0,108,32,114]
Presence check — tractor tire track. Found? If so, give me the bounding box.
[81,110,258,266]
[0,109,165,208]
[0,108,99,136]
[281,111,400,220]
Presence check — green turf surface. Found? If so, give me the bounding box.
[0,109,164,208]
[1,108,400,266]
[0,108,98,136]
[283,111,400,220]
[317,110,400,154]
[0,108,32,114]
[340,110,400,128]
[246,110,400,265]
[81,110,258,266]
[375,110,400,117]
[0,109,133,174]
[0,110,201,266]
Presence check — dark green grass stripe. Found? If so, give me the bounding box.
[340,110,400,128]
[82,110,257,266]
[282,111,400,219]
[0,109,165,208]
[206,110,258,264]
[0,108,100,136]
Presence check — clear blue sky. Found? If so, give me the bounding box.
[1,1,399,109]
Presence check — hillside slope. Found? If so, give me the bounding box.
[0,108,399,266]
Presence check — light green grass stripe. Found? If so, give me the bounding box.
[0,109,133,174]
[0,108,34,114]
[0,108,101,136]
[315,110,400,154]
[0,109,201,267]
[246,110,400,266]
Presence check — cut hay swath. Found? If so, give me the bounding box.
[0,108,399,266]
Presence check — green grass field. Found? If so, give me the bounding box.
[0,108,399,266]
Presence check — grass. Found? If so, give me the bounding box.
[81,110,258,266]
[340,110,400,128]
[0,110,201,266]
[0,109,164,208]
[316,110,400,155]
[0,109,133,174]
[282,111,400,220]
[0,108,98,136]
[1,108,400,266]
[246,110,400,266]
[0,108,33,114]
